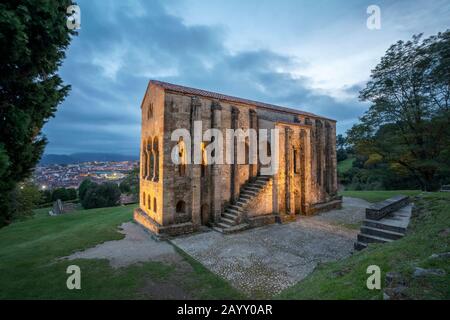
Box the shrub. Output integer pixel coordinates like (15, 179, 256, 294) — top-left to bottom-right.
(81, 183, 121, 209)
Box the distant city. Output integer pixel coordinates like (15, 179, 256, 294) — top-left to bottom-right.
(33, 160, 139, 190)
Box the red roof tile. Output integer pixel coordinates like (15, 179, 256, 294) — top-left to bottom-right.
(149, 80, 335, 121)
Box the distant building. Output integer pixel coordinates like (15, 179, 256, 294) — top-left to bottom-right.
(135, 80, 341, 237)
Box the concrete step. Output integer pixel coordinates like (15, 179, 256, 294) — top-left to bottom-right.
(357, 233, 393, 244)
(213, 223, 249, 234)
(360, 226, 404, 240)
(363, 219, 407, 234)
(354, 241, 368, 251)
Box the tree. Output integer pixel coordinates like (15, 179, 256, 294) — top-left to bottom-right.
(336, 134, 348, 162)
(9, 183, 42, 221)
(81, 183, 121, 210)
(120, 167, 140, 196)
(0, 1, 76, 226)
(51, 187, 77, 201)
(78, 179, 96, 201)
(348, 30, 450, 191)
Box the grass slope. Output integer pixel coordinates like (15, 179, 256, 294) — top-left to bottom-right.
(278, 192, 450, 299)
(0, 205, 242, 299)
(337, 157, 355, 174)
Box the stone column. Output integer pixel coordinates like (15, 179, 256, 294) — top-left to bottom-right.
(249, 109, 258, 179)
(330, 123, 338, 195)
(285, 127, 294, 216)
(190, 97, 202, 228)
(211, 101, 223, 223)
(230, 106, 240, 203)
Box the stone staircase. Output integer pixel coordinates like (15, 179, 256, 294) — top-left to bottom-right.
(214, 175, 272, 234)
(354, 196, 412, 251)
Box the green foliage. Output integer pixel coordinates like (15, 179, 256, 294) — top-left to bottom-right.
(8, 183, 42, 221)
(78, 179, 96, 201)
(348, 30, 450, 191)
(120, 167, 140, 196)
(119, 181, 131, 194)
(0, 0, 75, 227)
(51, 187, 77, 202)
(81, 183, 121, 209)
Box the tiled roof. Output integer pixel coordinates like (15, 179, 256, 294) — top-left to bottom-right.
(149, 80, 335, 121)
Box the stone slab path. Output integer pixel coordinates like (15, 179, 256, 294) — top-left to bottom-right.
(172, 197, 370, 297)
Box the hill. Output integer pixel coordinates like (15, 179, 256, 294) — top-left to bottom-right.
(40, 153, 139, 165)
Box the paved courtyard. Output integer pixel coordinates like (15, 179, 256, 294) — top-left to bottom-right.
(172, 197, 370, 297)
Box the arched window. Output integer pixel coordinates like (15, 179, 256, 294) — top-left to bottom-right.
(153, 137, 159, 181)
(147, 103, 153, 119)
(142, 140, 147, 179)
(147, 138, 153, 180)
(148, 194, 151, 210)
(201, 142, 207, 177)
(143, 192, 146, 206)
(177, 138, 186, 176)
(149, 152, 155, 181)
(153, 198, 157, 213)
(176, 201, 186, 213)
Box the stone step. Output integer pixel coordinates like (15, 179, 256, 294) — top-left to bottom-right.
(229, 205, 243, 211)
(363, 219, 407, 234)
(220, 217, 236, 225)
(213, 223, 249, 234)
(354, 241, 368, 251)
(217, 221, 234, 229)
(225, 208, 241, 216)
(241, 190, 258, 197)
(360, 226, 404, 240)
(240, 194, 252, 200)
(244, 186, 261, 192)
(357, 233, 393, 244)
(236, 200, 248, 206)
(223, 212, 238, 221)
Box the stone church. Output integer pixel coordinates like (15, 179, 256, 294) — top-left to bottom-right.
(134, 80, 341, 237)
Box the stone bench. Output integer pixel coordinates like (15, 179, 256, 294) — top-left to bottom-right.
(441, 185, 450, 192)
(365, 195, 410, 221)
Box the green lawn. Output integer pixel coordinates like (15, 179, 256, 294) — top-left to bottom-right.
(337, 157, 355, 174)
(0, 205, 243, 299)
(340, 190, 422, 203)
(278, 192, 450, 299)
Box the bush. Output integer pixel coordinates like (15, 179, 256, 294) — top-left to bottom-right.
(51, 187, 77, 202)
(81, 183, 121, 209)
(78, 179, 96, 201)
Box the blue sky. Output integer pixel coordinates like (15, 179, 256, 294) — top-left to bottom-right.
(43, 0, 450, 155)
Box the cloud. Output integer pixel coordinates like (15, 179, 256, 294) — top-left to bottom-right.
(43, 0, 449, 155)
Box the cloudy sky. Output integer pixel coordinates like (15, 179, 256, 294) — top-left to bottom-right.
(43, 0, 450, 155)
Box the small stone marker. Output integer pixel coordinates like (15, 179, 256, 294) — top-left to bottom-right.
(50, 199, 64, 216)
